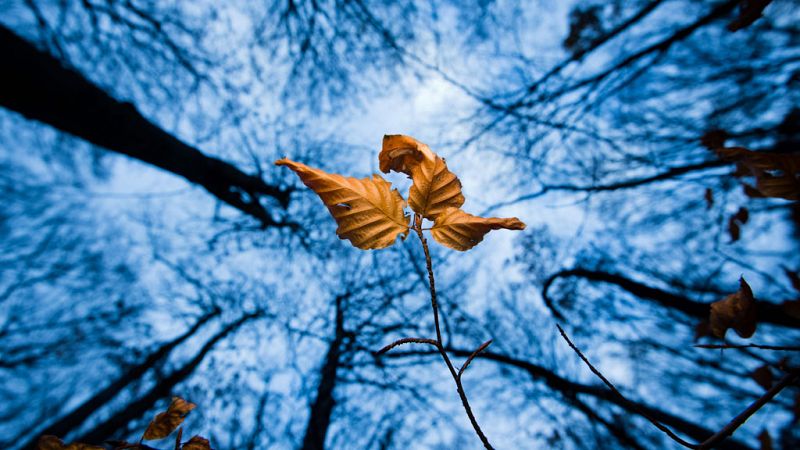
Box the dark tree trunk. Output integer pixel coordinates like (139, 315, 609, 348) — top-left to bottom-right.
(73, 311, 262, 445)
(300, 295, 345, 450)
(0, 25, 290, 226)
(17, 310, 220, 449)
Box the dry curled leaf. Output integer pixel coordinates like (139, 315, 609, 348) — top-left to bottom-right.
(379, 134, 434, 175)
(275, 158, 409, 249)
(408, 154, 465, 219)
(714, 146, 800, 200)
(714, 146, 794, 167)
(143, 397, 196, 440)
(756, 172, 800, 200)
(282, 136, 525, 252)
(37, 436, 104, 450)
(430, 207, 526, 251)
(181, 436, 211, 450)
(381, 135, 465, 219)
(105, 440, 158, 450)
(709, 277, 757, 339)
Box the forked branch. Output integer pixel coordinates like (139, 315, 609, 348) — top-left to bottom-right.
(379, 215, 495, 450)
(557, 324, 800, 449)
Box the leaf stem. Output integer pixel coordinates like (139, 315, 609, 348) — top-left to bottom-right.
(412, 214, 495, 450)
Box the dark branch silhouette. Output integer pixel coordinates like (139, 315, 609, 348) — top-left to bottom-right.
(558, 324, 799, 450)
(542, 268, 800, 329)
(301, 295, 345, 450)
(17, 309, 220, 450)
(0, 25, 292, 227)
(385, 347, 751, 450)
(76, 311, 263, 444)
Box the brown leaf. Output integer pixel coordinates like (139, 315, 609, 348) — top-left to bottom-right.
(106, 441, 152, 450)
(105, 440, 137, 449)
(715, 147, 796, 171)
(36, 436, 104, 450)
(37, 436, 65, 450)
(182, 436, 211, 450)
(275, 158, 410, 249)
(430, 207, 526, 251)
(107, 444, 157, 450)
(143, 397, 196, 441)
(751, 364, 773, 390)
(728, 0, 773, 32)
(408, 154, 465, 219)
(379, 135, 466, 219)
(757, 172, 800, 201)
(757, 429, 773, 450)
(709, 277, 757, 339)
(714, 146, 800, 200)
(379, 134, 434, 176)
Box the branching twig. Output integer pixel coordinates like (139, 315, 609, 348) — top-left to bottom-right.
(378, 214, 495, 450)
(459, 340, 493, 379)
(557, 324, 800, 449)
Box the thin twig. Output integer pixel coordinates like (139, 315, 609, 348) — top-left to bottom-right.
(694, 343, 800, 351)
(556, 325, 696, 448)
(459, 340, 493, 379)
(699, 368, 800, 448)
(377, 337, 438, 355)
(557, 324, 800, 449)
(375, 216, 495, 449)
(413, 215, 495, 450)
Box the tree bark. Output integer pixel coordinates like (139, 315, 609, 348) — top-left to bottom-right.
(300, 295, 345, 450)
(0, 25, 290, 226)
(543, 268, 800, 329)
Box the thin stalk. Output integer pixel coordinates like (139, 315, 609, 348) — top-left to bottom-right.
(412, 215, 495, 450)
(558, 324, 800, 450)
